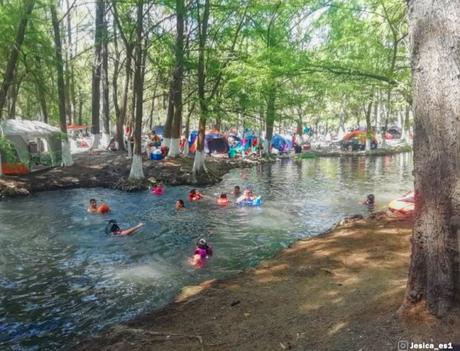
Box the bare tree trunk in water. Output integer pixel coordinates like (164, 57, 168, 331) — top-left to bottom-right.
(91, 0, 104, 149)
(129, 0, 145, 180)
(400, 0, 460, 318)
(169, 0, 185, 157)
(0, 0, 35, 118)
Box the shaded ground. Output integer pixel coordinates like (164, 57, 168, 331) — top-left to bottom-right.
(76, 215, 460, 351)
(0, 151, 270, 198)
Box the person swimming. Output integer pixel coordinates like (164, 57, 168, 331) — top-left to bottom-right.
(88, 199, 98, 213)
(189, 189, 203, 201)
(236, 189, 255, 204)
(233, 185, 241, 196)
(363, 194, 375, 207)
(191, 238, 213, 268)
(151, 183, 165, 195)
(88, 199, 111, 214)
(217, 193, 229, 205)
(105, 220, 144, 236)
(176, 199, 185, 210)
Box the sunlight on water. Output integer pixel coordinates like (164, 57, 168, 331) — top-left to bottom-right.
(0, 154, 413, 350)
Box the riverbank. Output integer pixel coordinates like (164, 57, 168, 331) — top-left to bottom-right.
(0, 151, 272, 198)
(298, 144, 412, 159)
(76, 214, 460, 351)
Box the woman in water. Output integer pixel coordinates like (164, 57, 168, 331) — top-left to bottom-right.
(189, 189, 203, 201)
(105, 220, 144, 236)
(191, 238, 213, 268)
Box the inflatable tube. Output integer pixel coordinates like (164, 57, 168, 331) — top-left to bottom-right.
(151, 187, 165, 195)
(97, 203, 111, 214)
(189, 194, 203, 201)
(388, 192, 414, 216)
(238, 196, 262, 207)
(217, 198, 229, 206)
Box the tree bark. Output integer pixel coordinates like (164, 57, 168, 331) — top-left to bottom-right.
(192, 0, 210, 175)
(50, 4, 67, 133)
(168, 0, 185, 157)
(0, 0, 35, 118)
(401, 0, 460, 318)
(91, 0, 104, 148)
(101, 7, 110, 147)
(129, 0, 145, 180)
(264, 87, 276, 154)
(112, 19, 124, 150)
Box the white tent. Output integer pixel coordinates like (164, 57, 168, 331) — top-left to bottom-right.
(0, 119, 72, 175)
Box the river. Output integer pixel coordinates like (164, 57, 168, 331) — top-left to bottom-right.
(0, 153, 413, 350)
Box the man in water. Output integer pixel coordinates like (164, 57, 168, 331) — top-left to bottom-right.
(87, 199, 98, 213)
(105, 220, 144, 236)
(233, 186, 241, 196)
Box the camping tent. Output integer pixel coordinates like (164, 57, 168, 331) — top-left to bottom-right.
(271, 134, 292, 152)
(0, 119, 63, 175)
(189, 130, 229, 154)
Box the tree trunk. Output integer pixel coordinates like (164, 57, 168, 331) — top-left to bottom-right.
(169, 0, 185, 157)
(264, 87, 276, 155)
(365, 101, 373, 150)
(65, 0, 75, 125)
(101, 9, 110, 148)
(163, 80, 174, 147)
(192, 0, 210, 175)
(51, 3, 73, 166)
(129, 0, 144, 180)
(91, 0, 104, 149)
(112, 19, 124, 151)
(50, 4, 67, 133)
(0, 0, 35, 118)
(401, 0, 460, 318)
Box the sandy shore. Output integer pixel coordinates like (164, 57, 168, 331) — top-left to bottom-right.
(75, 214, 460, 351)
(0, 151, 271, 198)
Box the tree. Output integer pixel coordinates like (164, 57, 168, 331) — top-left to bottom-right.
(168, 0, 185, 157)
(0, 0, 35, 118)
(91, 0, 105, 149)
(128, 0, 145, 180)
(401, 0, 460, 317)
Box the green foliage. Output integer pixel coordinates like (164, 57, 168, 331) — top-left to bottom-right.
(0, 136, 17, 163)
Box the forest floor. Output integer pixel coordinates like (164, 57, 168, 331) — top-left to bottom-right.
(76, 214, 460, 351)
(0, 151, 271, 198)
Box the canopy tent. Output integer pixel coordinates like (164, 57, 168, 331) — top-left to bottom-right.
(0, 119, 63, 175)
(271, 134, 292, 152)
(189, 130, 229, 154)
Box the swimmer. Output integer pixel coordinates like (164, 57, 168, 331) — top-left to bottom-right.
(105, 219, 144, 236)
(236, 189, 255, 204)
(189, 189, 203, 201)
(233, 185, 241, 196)
(191, 238, 213, 268)
(151, 182, 165, 195)
(88, 199, 98, 213)
(217, 193, 229, 206)
(176, 199, 185, 210)
(362, 194, 375, 207)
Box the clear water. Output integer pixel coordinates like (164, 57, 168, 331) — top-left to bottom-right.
(0, 154, 413, 350)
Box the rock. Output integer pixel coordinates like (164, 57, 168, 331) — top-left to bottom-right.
(230, 300, 240, 307)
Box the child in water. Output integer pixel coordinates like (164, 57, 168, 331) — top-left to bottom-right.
(176, 199, 185, 210)
(151, 182, 165, 195)
(105, 219, 144, 236)
(236, 188, 256, 204)
(362, 194, 375, 210)
(217, 193, 229, 205)
(233, 185, 241, 196)
(189, 189, 203, 201)
(191, 238, 213, 268)
(88, 199, 111, 214)
(88, 199, 98, 213)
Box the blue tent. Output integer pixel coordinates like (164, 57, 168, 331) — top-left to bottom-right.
(271, 134, 292, 152)
(152, 125, 164, 137)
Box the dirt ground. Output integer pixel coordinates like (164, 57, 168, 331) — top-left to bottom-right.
(0, 151, 267, 198)
(76, 215, 460, 351)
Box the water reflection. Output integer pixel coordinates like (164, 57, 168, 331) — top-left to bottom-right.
(0, 153, 413, 350)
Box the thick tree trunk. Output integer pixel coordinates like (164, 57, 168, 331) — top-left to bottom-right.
(365, 101, 373, 150)
(163, 80, 174, 148)
(112, 20, 124, 151)
(50, 4, 67, 133)
(192, 0, 210, 175)
(91, 0, 104, 149)
(129, 1, 144, 180)
(101, 11, 110, 148)
(0, 0, 35, 118)
(65, 0, 75, 125)
(401, 0, 460, 318)
(264, 87, 276, 154)
(168, 0, 185, 157)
